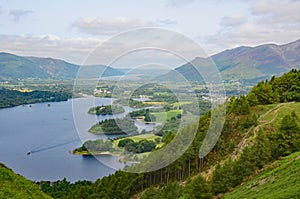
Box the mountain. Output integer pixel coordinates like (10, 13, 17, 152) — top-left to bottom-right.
(0, 52, 124, 79)
(26, 56, 79, 79)
(0, 52, 50, 79)
(75, 64, 124, 79)
(160, 39, 300, 84)
(0, 163, 52, 199)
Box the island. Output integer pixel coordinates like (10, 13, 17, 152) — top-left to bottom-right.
(89, 118, 138, 135)
(73, 133, 164, 162)
(88, 104, 125, 115)
(73, 139, 114, 155)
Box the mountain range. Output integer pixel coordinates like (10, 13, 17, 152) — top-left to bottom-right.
(1, 38, 300, 83)
(0, 52, 124, 80)
(160, 38, 300, 84)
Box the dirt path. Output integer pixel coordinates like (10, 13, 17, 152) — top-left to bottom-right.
(231, 102, 294, 159)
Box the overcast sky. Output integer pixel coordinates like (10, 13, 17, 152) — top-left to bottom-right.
(0, 0, 299, 66)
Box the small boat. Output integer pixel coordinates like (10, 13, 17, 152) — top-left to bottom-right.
(26, 151, 32, 155)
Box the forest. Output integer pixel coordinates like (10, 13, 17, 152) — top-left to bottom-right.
(0, 88, 71, 108)
(89, 118, 138, 135)
(88, 105, 125, 115)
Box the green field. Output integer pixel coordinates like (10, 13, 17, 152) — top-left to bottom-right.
(142, 101, 167, 105)
(113, 133, 162, 148)
(172, 101, 193, 107)
(223, 151, 300, 199)
(151, 109, 182, 122)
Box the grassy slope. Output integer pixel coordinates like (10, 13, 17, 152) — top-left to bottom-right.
(223, 151, 300, 199)
(262, 102, 300, 129)
(223, 102, 300, 198)
(0, 163, 52, 199)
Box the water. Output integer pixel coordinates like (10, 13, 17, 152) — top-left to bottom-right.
(0, 97, 155, 182)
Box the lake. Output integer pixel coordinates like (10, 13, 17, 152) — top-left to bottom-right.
(0, 97, 156, 182)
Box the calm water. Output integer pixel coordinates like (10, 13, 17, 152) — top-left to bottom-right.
(0, 97, 154, 182)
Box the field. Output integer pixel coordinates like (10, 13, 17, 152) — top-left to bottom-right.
(112, 133, 162, 148)
(142, 101, 167, 105)
(223, 151, 300, 199)
(151, 109, 182, 122)
(172, 101, 193, 107)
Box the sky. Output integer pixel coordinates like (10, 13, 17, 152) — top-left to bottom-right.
(0, 0, 299, 66)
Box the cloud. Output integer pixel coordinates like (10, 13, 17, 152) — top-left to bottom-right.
(71, 17, 155, 35)
(156, 19, 177, 26)
(10, 9, 33, 22)
(165, 0, 197, 7)
(0, 29, 202, 67)
(220, 14, 246, 27)
(204, 0, 300, 54)
(0, 6, 3, 15)
(251, 0, 300, 27)
(0, 34, 101, 64)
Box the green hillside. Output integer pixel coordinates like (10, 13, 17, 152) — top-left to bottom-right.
(0, 163, 52, 199)
(223, 151, 300, 199)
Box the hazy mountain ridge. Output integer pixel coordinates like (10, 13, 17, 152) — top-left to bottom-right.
(0, 52, 124, 79)
(160, 38, 300, 84)
(26, 56, 79, 79)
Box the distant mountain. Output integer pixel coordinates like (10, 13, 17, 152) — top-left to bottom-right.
(26, 56, 79, 79)
(76, 65, 124, 79)
(120, 66, 172, 77)
(159, 39, 300, 84)
(0, 52, 50, 79)
(0, 53, 124, 79)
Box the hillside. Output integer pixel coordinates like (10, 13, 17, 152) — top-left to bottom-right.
(0, 52, 124, 79)
(223, 151, 300, 199)
(0, 52, 50, 79)
(0, 163, 52, 199)
(26, 57, 79, 79)
(160, 38, 300, 84)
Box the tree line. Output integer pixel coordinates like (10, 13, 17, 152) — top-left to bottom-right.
(0, 88, 71, 108)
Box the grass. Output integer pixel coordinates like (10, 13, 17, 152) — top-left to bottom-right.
(262, 102, 300, 128)
(17, 88, 33, 92)
(223, 151, 300, 199)
(89, 123, 103, 133)
(172, 101, 193, 107)
(151, 109, 182, 122)
(0, 163, 52, 199)
(142, 101, 167, 105)
(112, 133, 162, 148)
